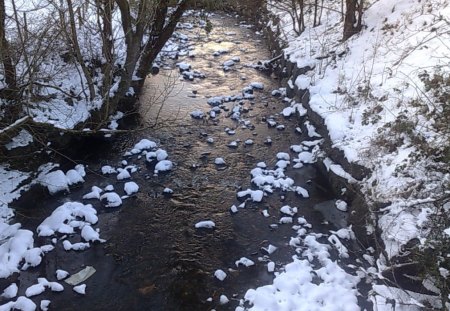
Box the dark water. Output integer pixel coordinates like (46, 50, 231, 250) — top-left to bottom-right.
(9, 14, 368, 311)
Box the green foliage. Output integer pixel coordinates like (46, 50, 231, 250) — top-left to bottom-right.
(204, 19, 213, 34)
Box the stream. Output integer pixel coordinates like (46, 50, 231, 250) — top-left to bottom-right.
(9, 13, 370, 311)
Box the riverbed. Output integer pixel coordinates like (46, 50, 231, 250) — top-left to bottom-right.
(7, 13, 369, 311)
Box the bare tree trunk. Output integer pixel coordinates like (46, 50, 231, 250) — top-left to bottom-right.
(66, 0, 95, 101)
(135, 0, 190, 80)
(343, 0, 363, 40)
(0, 0, 16, 91)
(313, 0, 319, 27)
(96, 0, 114, 121)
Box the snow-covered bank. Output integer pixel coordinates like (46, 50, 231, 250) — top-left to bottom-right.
(265, 0, 449, 308)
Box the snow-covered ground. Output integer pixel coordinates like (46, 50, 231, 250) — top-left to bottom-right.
(267, 0, 449, 308)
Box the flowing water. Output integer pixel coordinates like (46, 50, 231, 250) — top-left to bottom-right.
(10, 14, 369, 311)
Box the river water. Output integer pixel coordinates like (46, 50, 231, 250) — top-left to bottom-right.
(10, 13, 369, 311)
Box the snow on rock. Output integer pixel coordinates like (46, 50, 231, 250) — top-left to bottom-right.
(235, 257, 255, 267)
(249, 82, 264, 90)
(223, 59, 236, 67)
(101, 165, 116, 174)
(81, 225, 105, 243)
(335, 200, 348, 212)
(82, 186, 103, 200)
(228, 141, 238, 148)
(194, 220, 215, 229)
(163, 188, 173, 194)
(56, 269, 69, 281)
(176, 62, 191, 71)
(295, 151, 316, 164)
(36, 164, 87, 194)
(37, 202, 98, 237)
(279, 217, 293, 224)
(40, 300, 50, 311)
(230, 205, 238, 213)
(132, 139, 157, 153)
(328, 234, 349, 258)
(0, 296, 36, 311)
(65, 169, 84, 186)
(37, 170, 69, 195)
(100, 192, 122, 208)
(295, 75, 311, 90)
(219, 294, 229, 305)
(154, 160, 173, 174)
(304, 121, 321, 138)
(262, 244, 277, 255)
(73, 284, 86, 295)
(124, 182, 139, 195)
(323, 158, 357, 183)
(237, 189, 264, 202)
(207, 96, 224, 106)
(62, 240, 90, 251)
(1, 283, 18, 299)
(116, 168, 131, 180)
(280, 205, 298, 216)
(0, 228, 41, 278)
(25, 278, 63, 297)
(267, 262, 275, 273)
(276, 152, 290, 161)
(190, 110, 204, 119)
(282, 107, 295, 117)
(295, 186, 310, 198)
(214, 158, 226, 165)
(214, 269, 227, 281)
(104, 185, 114, 192)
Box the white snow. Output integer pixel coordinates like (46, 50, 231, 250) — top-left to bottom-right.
(194, 220, 215, 229)
(0, 296, 36, 311)
(237, 189, 264, 202)
(133, 139, 157, 153)
(37, 202, 98, 236)
(214, 269, 227, 281)
(62, 240, 90, 251)
(335, 200, 348, 212)
(124, 182, 139, 195)
(219, 294, 229, 305)
(262, 244, 277, 255)
(5, 129, 33, 150)
(154, 160, 173, 174)
(1, 283, 18, 299)
(235, 257, 255, 267)
(25, 278, 63, 297)
(116, 168, 131, 180)
(190, 110, 204, 119)
(81, 225, 105, 243)
(280, 205, 297, 216)
(37, 170, 69, 195)
(214, 158, 226, 165)
(99, 192, 122, 207)
(56, 269, 69, 281)
(82, 186, 103, 200)
(73, 284, 86, 295)
(40, 300, 50, 311)
(101, 165, 116, 174)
